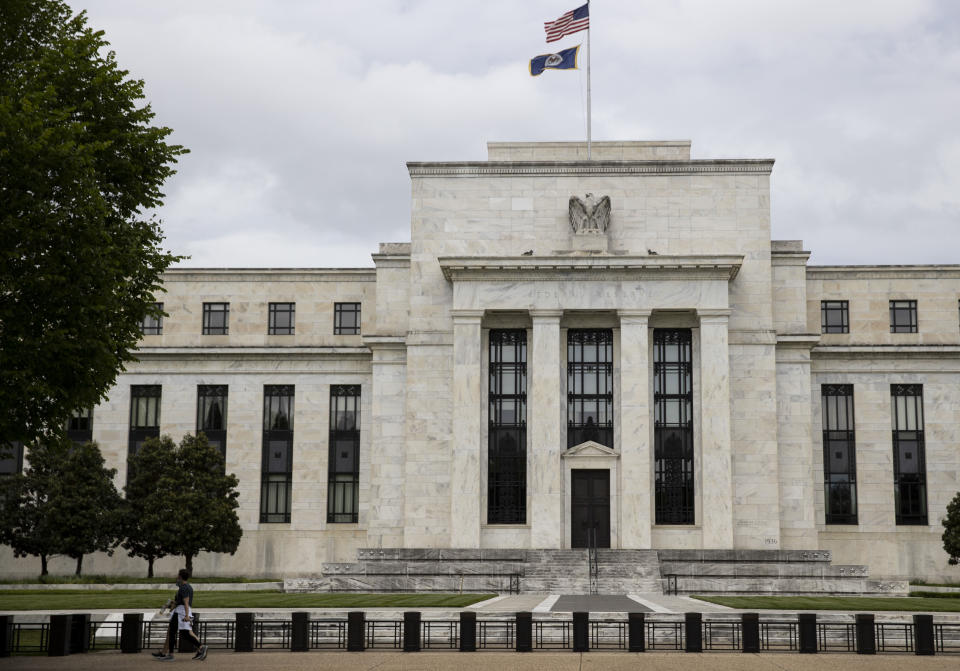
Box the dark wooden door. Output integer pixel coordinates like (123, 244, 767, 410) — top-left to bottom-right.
(571, 469, 610, 548)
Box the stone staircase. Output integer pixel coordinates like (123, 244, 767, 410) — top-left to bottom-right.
(595, 549, 662, 593)
(522, 550, 590, 593)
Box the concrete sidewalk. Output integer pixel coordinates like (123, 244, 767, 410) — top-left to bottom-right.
(5, 650, 959, 671)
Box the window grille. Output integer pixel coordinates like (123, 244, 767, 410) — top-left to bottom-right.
(128, 385, 161, 482)
(566, 329, 613, 448)
(328, 385, 360, 523)
(334, 303, 361, 335)
(654, 329, 694, 525)
(268, 302, 295, 335)
(820, 301, 849, 334)
(197, 385, 228, 460)
(203, 302, 230, 335)
(488, 329, 527, 524)
(67, 407, 93, 446)
(141, 302, 163, 335)
(889, 300, 917, 333)
(0, 442, 24, 476)
(261, 385, 294, 523)
(821, 384, 857, 524)
(891, 384, 927, 524)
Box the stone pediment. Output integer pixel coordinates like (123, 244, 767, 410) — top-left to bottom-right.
(561, 441, 619, 459)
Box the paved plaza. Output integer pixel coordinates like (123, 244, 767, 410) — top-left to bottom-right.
(5, 650, 960, 671)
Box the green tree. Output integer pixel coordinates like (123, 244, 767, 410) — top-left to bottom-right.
(122, 436, 178, 578)
(46, 441, 123, 575)
(0, 0, 186, 450)
(944, 492, 960, 565)
(169, 433, 242, 574)
(0, 440, 70, 575)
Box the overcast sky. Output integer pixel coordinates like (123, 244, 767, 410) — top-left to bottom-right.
(77, 0, 959, 268)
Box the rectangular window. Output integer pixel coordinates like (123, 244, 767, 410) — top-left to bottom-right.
(128, 385, 161, 481)
(328, 385, 361, 523)
(567, 329, 613, 448)
(141, 302, 163, 335)
(488, 330, 527, 524)
(0, 442, 24, 476)
(822, 384, 857, 524)
(268, 302, 295, 335)
(889, 300, 917, 333)
(820, 300, 849, 334)
(202, 302, 230, 335)
(892, 384, 927, 525)
(334, 302, 361, 335)
(261, 385, 294, 523)
(67, 408, 93, 446)
(197, 385, 228, 460)
(654, 329, 694, 525)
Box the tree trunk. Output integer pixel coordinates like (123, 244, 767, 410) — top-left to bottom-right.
(40, 554, 48, 576)
(75, 555, 83, 576)
(185, 554, 193, 575)
(147, 556, 154, 579)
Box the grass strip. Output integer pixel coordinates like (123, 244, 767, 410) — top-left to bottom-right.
(692, 594, 960, 612)
(0, 575, 279, 585)
(909, 591, 960, 599)
(0, 590, 494, 611)
(910, 580, 960, 588)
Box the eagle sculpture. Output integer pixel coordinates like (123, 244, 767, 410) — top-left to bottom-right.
(568, 193, 611, 233)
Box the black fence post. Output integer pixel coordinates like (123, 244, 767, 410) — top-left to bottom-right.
(572, 612, 589, 653)
(913, 614, 935, 656)
(628, 612, 645, 652)
(459, 611, 476, 652)
(515, 612, 532, 652)
(855, 613, 876, 654)
(70, 613, 90, 654)
(347, 612, 365, 652)
(741, 612, 760, 653)
(684, 612, 702, 652)
(48, 614, 71, 657)
(403, 611, 421, 652)
(120, 613, 142, 653)
(234, 613, 254, 652)
(0, 615, 12, 658)
(178, 612, 199, 653)
(290, 612, 309, 652)
(798, 613, 817, 654)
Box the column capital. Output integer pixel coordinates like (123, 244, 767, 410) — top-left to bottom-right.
(529, 309, 564, 321)
(698, 308, 732, 324)
(451, 309, 485, 323)
(617, 309, 652, 323)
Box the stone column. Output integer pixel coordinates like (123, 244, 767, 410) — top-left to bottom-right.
(450, 310, 484, 548)
(618, 310, 652, 548)
(529, 310, 564, 548)
(699, 309, 734, 548)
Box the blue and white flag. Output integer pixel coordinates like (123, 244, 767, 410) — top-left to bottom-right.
(529, 45, 580, 76)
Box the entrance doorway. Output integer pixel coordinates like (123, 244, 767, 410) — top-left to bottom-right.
(571, 469, 610, 548)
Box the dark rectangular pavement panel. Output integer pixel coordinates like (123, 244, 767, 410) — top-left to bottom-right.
(551, 595, 651, 612)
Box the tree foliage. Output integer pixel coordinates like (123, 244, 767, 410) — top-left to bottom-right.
(0, 0, 186, 449)
(944, 492, 960, 566)
(124, 434, 242, 576)
(0, 438, 122, 576)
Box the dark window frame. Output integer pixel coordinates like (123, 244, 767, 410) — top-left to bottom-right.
(327, 385, 361, 523)
(260, 385, 294, 523)
(0, 442, 24, 476)
(654, 328, 695, 525)
(140, 302, 164, 335)
(333, 302, 361, 335)
(202, 302, 230, 335)
(197, 385, 228, 461)
(892, 383, 927, 525)
(268, 302, 295, 335)
(128, 385, 161, 483)
(67, 407, 93, 446)
(566, 329, 614, 449)
(821, 384, 857, 525)
(487, 329, 527, 525)
(889, 300, 917, 333)
(820, 300, 849, 334)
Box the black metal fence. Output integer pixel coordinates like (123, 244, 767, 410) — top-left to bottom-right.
(1, 611, 958, 656)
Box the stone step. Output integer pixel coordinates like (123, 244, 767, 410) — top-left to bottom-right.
(660, 562, 869, 578)
(672, 576, 908, 595)
(658, 549, 833, 563)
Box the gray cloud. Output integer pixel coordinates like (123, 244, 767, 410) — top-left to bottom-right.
(78, 0, 960, 267)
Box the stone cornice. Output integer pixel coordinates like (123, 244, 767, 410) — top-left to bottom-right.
(133, 346, 371, 359)
(808, 265, 960, 280)
(438, 255, 743, 282)
(407, 159, 774, 177)
(813, 344, 960, 358)
(163, 268, 375, 282)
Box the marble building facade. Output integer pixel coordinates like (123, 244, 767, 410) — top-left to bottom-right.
(2, 140, 959, 582)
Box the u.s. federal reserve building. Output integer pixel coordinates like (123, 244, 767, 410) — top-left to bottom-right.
(5, 140, 959, 592)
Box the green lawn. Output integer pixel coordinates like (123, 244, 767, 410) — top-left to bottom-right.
(0, 575, 279, 585)
(0, 590, 494, 611)
(692, 594, 960, 612)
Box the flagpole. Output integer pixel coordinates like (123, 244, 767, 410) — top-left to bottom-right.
(586, 0, 591, 160)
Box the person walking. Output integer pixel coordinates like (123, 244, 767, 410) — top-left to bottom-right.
(153, 568, 208, 661)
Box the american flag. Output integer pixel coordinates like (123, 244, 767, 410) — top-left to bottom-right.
(544, 3, 589, 43)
